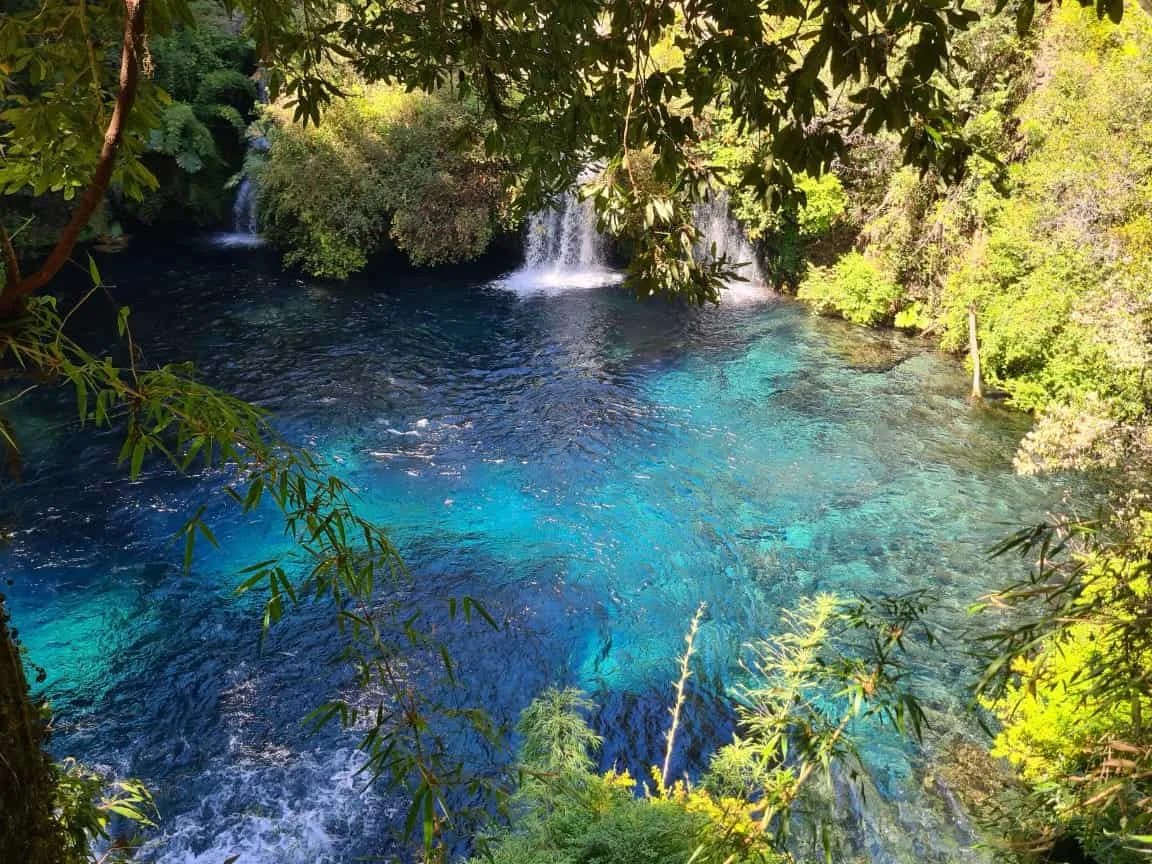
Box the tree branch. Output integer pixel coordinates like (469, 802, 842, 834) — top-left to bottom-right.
(0, 228, 19, 297)
(0, 0, 146, 319)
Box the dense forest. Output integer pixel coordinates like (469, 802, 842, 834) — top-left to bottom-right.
(2, 0, 1151, 862)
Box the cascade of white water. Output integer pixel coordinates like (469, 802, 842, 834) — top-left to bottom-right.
(524, 192, 606, 272)
(505, 184, 767, 300)
(210, 73, 270, 247)
(692, 194, 770, 303)
(502, 185, 622, 294)
(232, 177, 258, 234)
(693, 194, 763, 284)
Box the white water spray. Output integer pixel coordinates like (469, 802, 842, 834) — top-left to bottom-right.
(500, 185, 623, 295)
(210, 79, 269, 248)
(232, 177, 259, 235)
(211, 134, 269, 247)
(693, 194, 769, 303)
(524, 192, 606, 272)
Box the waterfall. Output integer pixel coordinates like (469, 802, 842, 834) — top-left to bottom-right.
(502, 190, 622, 295)
(211, 82, 269, 247)
(225, 134, 269, 243)
(232, 177, 258, 234)
(693, 194, 766, 297)
(501, 183, 767, 301)
(212, 170, 265, 247)
(524, 192, 606, 272)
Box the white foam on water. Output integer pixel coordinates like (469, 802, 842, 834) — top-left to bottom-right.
(495, 266, 624, 297)
(719, 276, 773, 306)
(495, 181, 625, 296)
(206, 232, 267, 249)
(142, 747, 389, 864)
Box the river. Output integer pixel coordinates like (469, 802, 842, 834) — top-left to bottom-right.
(3, 239, 1075, 862)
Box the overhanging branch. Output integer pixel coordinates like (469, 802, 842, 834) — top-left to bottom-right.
(0, 0, 146, 319)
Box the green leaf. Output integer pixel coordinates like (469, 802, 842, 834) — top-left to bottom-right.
(196, 518, 219, 548)
(87, 255, 102, 287)
(129, 439, 146, 479)
(404, 785, 427, 839)
(464, 596, 499, 630)
(184, 528, 196, 572)
(422, 787, 436, 851)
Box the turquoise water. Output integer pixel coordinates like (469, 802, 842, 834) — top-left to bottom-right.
(3, 244, 1076, 862)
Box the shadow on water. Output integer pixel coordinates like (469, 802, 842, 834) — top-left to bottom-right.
(2, 240, 1091, 862)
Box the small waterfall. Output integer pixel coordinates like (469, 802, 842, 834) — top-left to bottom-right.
(502, 182, 623, 295)
(693, 194, 766, 298)
(524, 192, 606, 272)
(211, 81, 269, 248)
(212, 171, 265, 247)
(232, 177, 258, 235)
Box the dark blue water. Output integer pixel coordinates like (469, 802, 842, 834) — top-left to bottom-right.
(3, 243, 1075, 862)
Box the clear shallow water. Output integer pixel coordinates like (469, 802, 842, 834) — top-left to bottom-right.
(3, 243, 1077, 862)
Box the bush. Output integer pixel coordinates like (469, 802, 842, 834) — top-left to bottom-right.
(194, 69, 257, 114)
(798, 252, 905, 326)
(254, 86, 509, 278)
(478, 599, 927, 864)
(148, 5, 255, 103)
(935, 2, 1152, 420)
(473, 689, 784, 864)
(116, 2, 255, 229)
(148, 103, 218, 174)
(980, 513, 1152, 861)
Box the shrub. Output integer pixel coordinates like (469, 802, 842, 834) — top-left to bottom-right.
(148, 5, 255, 103)
(980, 513, 1152, 861)
(148, 103, 218, 174)
(194, 69, 257, 113)
(935, 2, 1152, 420)
(798, 252, 905, 326)
(473, 691, 784, 864)
(254, 86, 509, 278)
(478, 597, 927, 864)
(116, 3, 256, 229)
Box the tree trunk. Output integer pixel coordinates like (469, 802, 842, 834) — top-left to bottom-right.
(968, 301, 983, 401)
(0, 593, 62, 863)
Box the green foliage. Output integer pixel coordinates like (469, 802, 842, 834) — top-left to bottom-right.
(194, 69, 257, 113)
(53, 759, 156, 863)
(695, 110, 849, 287)
(130, 7, 259, 227)
(937, 3, 1152, 420)
(975, 508, 1152, 861)
(339, 0, 992, 301)
(475, 769, 769, 864)
(147, 3, 255, 104)
(517, 688, 602, 777)
(149, 103, 218, 174)
(797, 0, 1152, 477)
(0, 0, 257, 232)
(702, 112, 847, 242)
(477, 594, 931, 864)
(5, 0, 1139, 298)
(0, 0, 163, 202)
(475, 695, 783, 864)
(717, 592, 932, 848)
(255, 86, 509, 278)
(798, 252, 906, 326)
